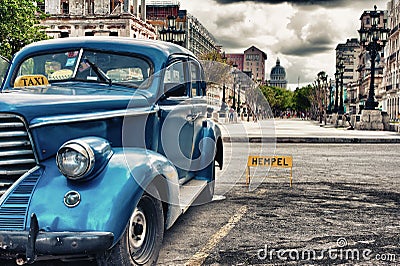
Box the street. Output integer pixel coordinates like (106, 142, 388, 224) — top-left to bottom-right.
(6, 124, 400, 266)
(158, 142, 400, 265)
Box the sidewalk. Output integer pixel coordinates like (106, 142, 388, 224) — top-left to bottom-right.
(219, 119, 400, 143)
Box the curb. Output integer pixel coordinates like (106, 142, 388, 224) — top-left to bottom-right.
(222, 136, 400, 143)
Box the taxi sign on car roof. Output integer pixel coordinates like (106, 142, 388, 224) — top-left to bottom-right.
(14, 75, 49, 88)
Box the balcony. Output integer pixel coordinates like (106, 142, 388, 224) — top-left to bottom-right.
(390, 23, 399, 35)
(389, 52, 397, 62)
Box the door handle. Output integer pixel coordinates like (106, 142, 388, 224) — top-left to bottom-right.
(186, 113, 200, 122)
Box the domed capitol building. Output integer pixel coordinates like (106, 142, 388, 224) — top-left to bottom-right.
(269, 58, 288, 89)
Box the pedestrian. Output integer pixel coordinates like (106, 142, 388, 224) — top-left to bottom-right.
(229, 107, 234, 122)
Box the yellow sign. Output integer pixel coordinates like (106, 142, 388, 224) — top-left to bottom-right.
(247, 156, 292, 168)
(246, 156, 293, 187)
(14, 75, 49, 88)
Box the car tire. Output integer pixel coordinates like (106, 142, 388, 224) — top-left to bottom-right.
(97, 183, 164, 266)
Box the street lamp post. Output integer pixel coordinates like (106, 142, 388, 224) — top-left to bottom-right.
(159, 15, 186, 47)
(358, 5, 389, 110)
(220, 84, 227, 111)
(334, 71, 339, 113)
(322, 74, 328, 124)
(317, 72, 327, 124)
(312, 81, 318, 121)
(338, 58, 345, 114)
(317, 79, 322, 123)
(232, 65, 238, 111)
(237, 82, 241, 114)
(328, 79, 333, 113)
(232, 83, 236, 110)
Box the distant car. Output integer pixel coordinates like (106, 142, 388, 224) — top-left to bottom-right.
(0, 37, 223, 265)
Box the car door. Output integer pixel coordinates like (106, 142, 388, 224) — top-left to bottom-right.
(158, 59, 195, 183)
(189, 59, 210, 172)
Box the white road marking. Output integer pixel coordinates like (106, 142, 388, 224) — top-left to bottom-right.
(184, 205, 248, 266)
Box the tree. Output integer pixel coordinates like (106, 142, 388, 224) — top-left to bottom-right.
(259, 85, 293, 116)
(293, 85, 312, 112)
(199, 51, 232, 86)
(0, 0, 48, 59)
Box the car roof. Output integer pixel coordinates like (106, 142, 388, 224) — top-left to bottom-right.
(13, 37, 196, 70)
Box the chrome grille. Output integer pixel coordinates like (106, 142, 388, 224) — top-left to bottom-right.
(0, 169, 41, 230)
(0, 114, 36, 195)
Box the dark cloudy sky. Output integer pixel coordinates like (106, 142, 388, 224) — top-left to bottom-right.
(180, 0, 387, 89)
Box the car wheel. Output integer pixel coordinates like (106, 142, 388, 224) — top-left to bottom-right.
(97, 183, 164, 266)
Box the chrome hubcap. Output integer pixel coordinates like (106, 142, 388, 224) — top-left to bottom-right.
(129, 208, 147, 249)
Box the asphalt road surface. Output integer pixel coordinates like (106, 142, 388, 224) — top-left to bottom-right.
(4, 143, 400, 265)
(158, 143, 400, 266)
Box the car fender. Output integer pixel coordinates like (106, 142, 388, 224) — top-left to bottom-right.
(18, 148, 180, 245)
(192, 120, 223, 180)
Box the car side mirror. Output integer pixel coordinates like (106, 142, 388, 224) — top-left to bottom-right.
(164, 83, 187, 98)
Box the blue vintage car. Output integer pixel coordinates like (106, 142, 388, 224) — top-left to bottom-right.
(0, 37, 223, 265)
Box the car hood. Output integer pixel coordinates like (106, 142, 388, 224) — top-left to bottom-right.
(0, 92, 151, 125)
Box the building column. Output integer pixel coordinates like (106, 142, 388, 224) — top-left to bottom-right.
(123, 0, 130, 13)
(140, 0, 146, 21)
(132, 0, 138, 16)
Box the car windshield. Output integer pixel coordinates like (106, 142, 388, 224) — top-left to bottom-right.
(12, 49, 152, 90)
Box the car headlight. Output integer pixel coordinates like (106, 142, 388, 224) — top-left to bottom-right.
(56, 141, 95, 180)
(56, 137, 112, 181)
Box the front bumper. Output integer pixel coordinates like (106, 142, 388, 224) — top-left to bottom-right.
(0, 214, 114, 262)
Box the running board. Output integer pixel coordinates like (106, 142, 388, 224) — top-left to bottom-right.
(179, 179, 207, 213)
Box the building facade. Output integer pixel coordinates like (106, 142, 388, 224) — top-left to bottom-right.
(384, 0, 400, 120)
(225, 53, 244, 71)
(186, 13, 218, 57)
(243, 46, 267, 83)
(146, 0, 218, 57)
(335, 38, 361, 114)
(41, 0, 157, 39)
(227, 46, 267, 83)
(269, 58, 287, 89)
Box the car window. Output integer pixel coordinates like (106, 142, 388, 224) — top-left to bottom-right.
(12, 50, 152, 90)
(163, 61, 188, 97)
(190, 61, 201, 97)
(76, 51, 151, 87)
(164, 61, 185, 84)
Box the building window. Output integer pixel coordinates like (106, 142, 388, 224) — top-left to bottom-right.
(36, 2, 45, 12)
(87, 0, 94, 14)
(60, 32, 69, 38)
(110, 0, 120, 13)
(61, 0, 69, 14)
(110, 32, 118, 36)
(85, 31, 95, 36)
